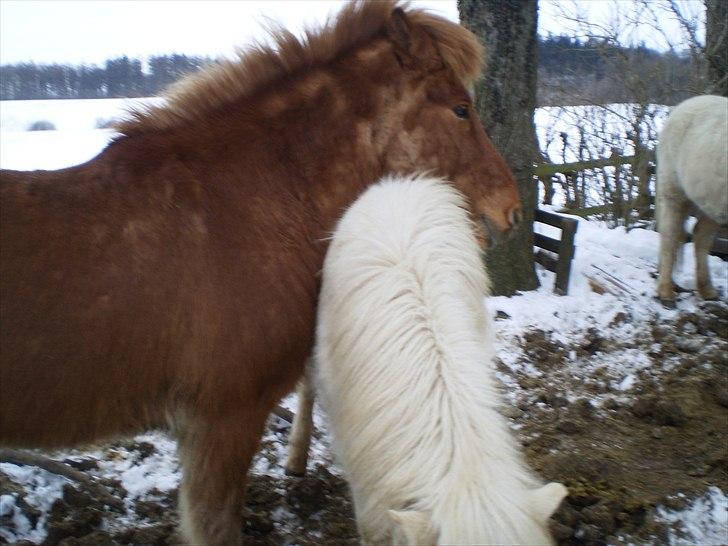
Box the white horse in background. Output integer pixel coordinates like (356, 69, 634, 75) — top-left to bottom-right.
(286, 175, 567, 545)
(656, 94, 728, 306)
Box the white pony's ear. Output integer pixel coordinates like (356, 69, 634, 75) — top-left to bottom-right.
(388, 509, 437, 545)
(529, 482, 568, 523)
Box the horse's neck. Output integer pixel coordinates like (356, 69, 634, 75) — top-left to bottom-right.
(249, 92, 389, 225)
(420, 343, 536, 491)
(428, 404, 544, 541)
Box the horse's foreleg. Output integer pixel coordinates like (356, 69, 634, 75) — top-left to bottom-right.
(693, 213, 720, 300)
(285, 366, 315, 477)
(656, 193, 688, 306)
(176, 408, 269, 546)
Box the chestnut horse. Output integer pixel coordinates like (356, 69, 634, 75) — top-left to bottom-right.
(0, 2, 521, 544)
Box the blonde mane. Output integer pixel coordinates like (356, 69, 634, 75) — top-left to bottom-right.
(115, 0, 484, 136)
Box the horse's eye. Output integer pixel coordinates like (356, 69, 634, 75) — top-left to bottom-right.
(453, 105, 469, 119)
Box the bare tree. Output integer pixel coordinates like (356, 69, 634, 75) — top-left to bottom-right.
(458, 0, 540, 296)
(705, 0, 728, 95)
(537, 0, 705, 226)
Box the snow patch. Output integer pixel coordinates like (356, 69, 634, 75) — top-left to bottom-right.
(656, 487, 728, 546)
(0, 463, 68, 543)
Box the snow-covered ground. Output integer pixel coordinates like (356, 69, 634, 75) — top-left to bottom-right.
(1, 98, 726, 545)
(0, 98, 156, 171)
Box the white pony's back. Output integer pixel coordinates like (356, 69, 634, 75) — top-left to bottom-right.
(657, 94, 728, 224)
(315, 174, 566, 545)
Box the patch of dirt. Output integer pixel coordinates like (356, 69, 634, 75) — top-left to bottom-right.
(510, 301, 728, 545)
(1, 302, 726, 545)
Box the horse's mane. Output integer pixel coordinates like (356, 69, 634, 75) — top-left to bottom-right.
(114, 0, 483, 137)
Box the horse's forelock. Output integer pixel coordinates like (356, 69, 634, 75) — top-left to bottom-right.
(114, 0, 483, 137)
(408, 10, 484, 87)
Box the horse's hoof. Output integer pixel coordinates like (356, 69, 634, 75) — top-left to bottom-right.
(284, 467, 306, 477)
(698, 288, 719, 301)
(658, 297, 677, 309)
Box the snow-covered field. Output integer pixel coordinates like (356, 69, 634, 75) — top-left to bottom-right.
(1, 98, 726, 545)
(0, 98, 157, 171)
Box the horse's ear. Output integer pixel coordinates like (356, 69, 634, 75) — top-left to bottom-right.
(529, 482, 568, 523)
(388, 509, 436, 544)
(386, 8, 439, 70)
(386, 8, 412, 57)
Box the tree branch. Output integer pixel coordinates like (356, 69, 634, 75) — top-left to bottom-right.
(0, 448, 126, 512)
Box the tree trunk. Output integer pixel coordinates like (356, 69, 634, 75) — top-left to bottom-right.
(458, 0, 540, 295)
(705, 0, 728, 97)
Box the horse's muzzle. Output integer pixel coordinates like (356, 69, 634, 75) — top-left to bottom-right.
(481, 211, 521, 247)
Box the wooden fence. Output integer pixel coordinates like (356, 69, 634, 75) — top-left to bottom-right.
(533, 152, 650, 179)
(532, 209, 578, 295)
(534, 151, 655, 218)
(529, 154, 644, 296)
(530, 153, 726, 295)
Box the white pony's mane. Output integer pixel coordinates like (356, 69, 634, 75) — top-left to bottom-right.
(316, 174, 562, 544)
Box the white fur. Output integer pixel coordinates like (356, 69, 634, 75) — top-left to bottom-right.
(656, 95, 728, 302)
(314, 174, 566, 545)
(656, 95, 728, 224)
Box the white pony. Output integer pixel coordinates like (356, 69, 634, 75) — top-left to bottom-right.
(656, 94, 728, 305)
(286, 174, 567, 545)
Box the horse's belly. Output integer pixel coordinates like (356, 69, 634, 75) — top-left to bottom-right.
(674, 103, 728, 224)
(680, 164, 728, 224)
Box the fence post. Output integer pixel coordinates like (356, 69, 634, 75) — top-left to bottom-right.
(554, 217, 578, 295)
(633, 145, 653, 219)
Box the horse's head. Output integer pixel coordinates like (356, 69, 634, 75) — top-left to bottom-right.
(376, 8, 521, 247)
(388, 482, 567, 545)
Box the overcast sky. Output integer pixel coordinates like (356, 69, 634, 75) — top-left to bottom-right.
(0, 0, 705, 66)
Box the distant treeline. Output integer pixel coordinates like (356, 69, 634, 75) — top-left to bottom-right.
(538, 34, 698, 105)
(0, 37, 697, 105)
(0, 54, 210, 100)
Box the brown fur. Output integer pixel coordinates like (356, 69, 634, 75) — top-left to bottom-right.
(0, 2, 520, 544)
(115, 1, 484, 137)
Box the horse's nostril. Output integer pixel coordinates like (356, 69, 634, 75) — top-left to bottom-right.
(509, 207, 523, 228)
